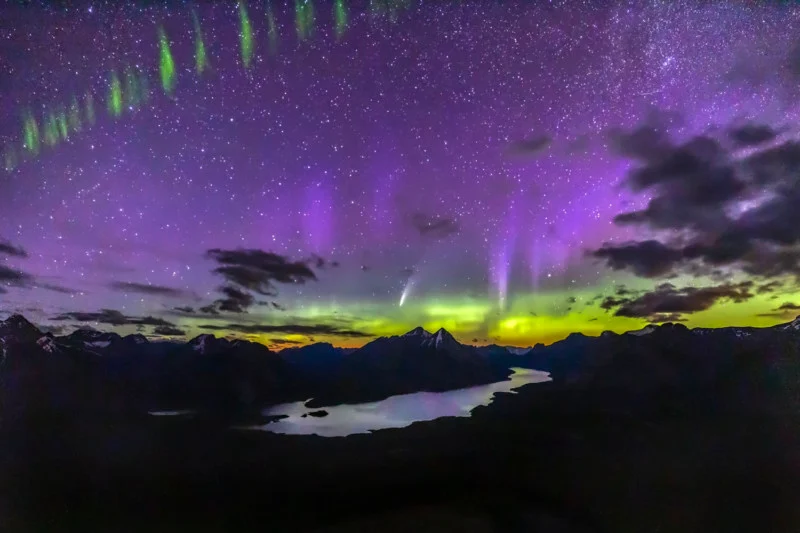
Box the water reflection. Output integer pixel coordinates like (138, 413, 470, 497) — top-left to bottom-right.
(242, 367, 551, 437)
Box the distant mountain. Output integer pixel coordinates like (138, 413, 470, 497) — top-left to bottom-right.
(3, 314, 800, 423)
(280, 342, 347, 387)
(305, 327, 514, 407)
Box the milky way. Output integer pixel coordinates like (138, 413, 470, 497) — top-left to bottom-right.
(3, 1, 800, 347)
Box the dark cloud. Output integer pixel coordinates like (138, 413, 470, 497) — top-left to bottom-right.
(39, 325, 66, 335)
(206, 248, 317, 296)
(173, 306, 195, 313)
(0, 264, 32, 285)
(110, 281, 190, 298)
(411, 213, 460, 239)
(776, 302, 800, 311)
(593, 123, 800, 281)
(270, 338, 303, 346)
(199, 304, 221, 316)
(566, 296, 577, 304)
(215, 285, 255, 313)
(608, 125, 672, 163)
(198, 323, 371, 338)
(306, 254, 339, 269)
(728, 124, 778, 147)
(0, 263, 75, 294)
(39, 283, 77, 295)
(508, 135, 551, 156)
(51, 309, 176, 327)
(757, 280, 784, 294)
(600, 281, 754, 320)
(592, 240, 683, 278)
(152, 325, 186, 336)
(0, 241, 27, 258)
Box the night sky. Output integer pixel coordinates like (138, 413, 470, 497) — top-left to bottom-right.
(3, 1, 800, 348)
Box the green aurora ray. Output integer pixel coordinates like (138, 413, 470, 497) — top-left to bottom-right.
(266, 3, 279, 55)
(238, 1, 255, 68)
(192, 10, 209, 74)
(158, 26, 176, 95)
(295, 0, 315, 41)
(107, 71, 123, 117)
(22, 112, 40, 155)
(334, 0, 348, 39)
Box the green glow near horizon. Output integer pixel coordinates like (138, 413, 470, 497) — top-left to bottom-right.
(192, 10, 208, 74)
(295, 0, 315, 41)
(22, 113, 40, 155)
(108, 71, 123, 117)
(68, 97, 82, 132)
(266, 3, 278, 55)
(85, 92, 95, 125)
(239, 1, 254, 68)
(158, 27, 176, 95)
(334, 0, 348, 39)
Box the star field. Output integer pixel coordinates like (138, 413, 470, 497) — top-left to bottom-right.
(3, 1, 800, 347)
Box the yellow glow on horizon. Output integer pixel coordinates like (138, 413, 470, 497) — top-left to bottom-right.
(168, 278, 800, 348)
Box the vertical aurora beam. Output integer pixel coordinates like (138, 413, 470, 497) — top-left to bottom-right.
(4, 146, 17, 171)
(43, 112, 58, 146)
(68, 96, 82, 132)
(56, 108, 69, 140)
(334, 0, 348, 39)
(266, 3, 279, 55)
(192, 10, 208, 74)
(158, 26, 176, 95)
(295, 0, 315, 41)
(138, 71, 151, 103)
(124, 66, 141, 109)
(22, 112, 40, 155)
(238, 1, 254, 68)
(85, 92, 96, 125)
(108, 71, 123, 117)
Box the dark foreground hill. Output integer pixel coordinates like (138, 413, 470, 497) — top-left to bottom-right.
(1, 315, 799, 531)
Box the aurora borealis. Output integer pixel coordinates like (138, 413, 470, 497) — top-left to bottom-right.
(4, 1, 800, 349)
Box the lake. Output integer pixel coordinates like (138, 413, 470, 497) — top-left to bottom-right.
(241, 367, 551, 437)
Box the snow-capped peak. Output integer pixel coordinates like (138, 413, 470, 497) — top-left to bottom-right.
(125, 334, 148, 344)
(628, 325, 657, 336)
(421, 328, 457, 350)
(4, 314, 32, 328)
(403, 327, 433, 339)
(37, 335, 58, 353)
(190, 334, 219, 353)
(781, 316, 800, 331)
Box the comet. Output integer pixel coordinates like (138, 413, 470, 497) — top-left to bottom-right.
(399, 280, 413, 307)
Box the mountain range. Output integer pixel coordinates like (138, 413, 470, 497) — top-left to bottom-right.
(3, 313, 800, 532)
(2, 313, 800, 422)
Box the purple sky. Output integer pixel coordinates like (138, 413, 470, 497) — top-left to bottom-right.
(2, 1, 800, 347)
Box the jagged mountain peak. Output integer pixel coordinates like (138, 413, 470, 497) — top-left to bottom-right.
(780, 315, 800, 331)
(188, 334, 230, 353)
(627, 325, 658, 336)
(403, 326, 433, 338)
(3, 313, 35, 329)
(36, 335, 59, 353)
(0, 313, 42, 343)
(124, 333, 149, 345)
